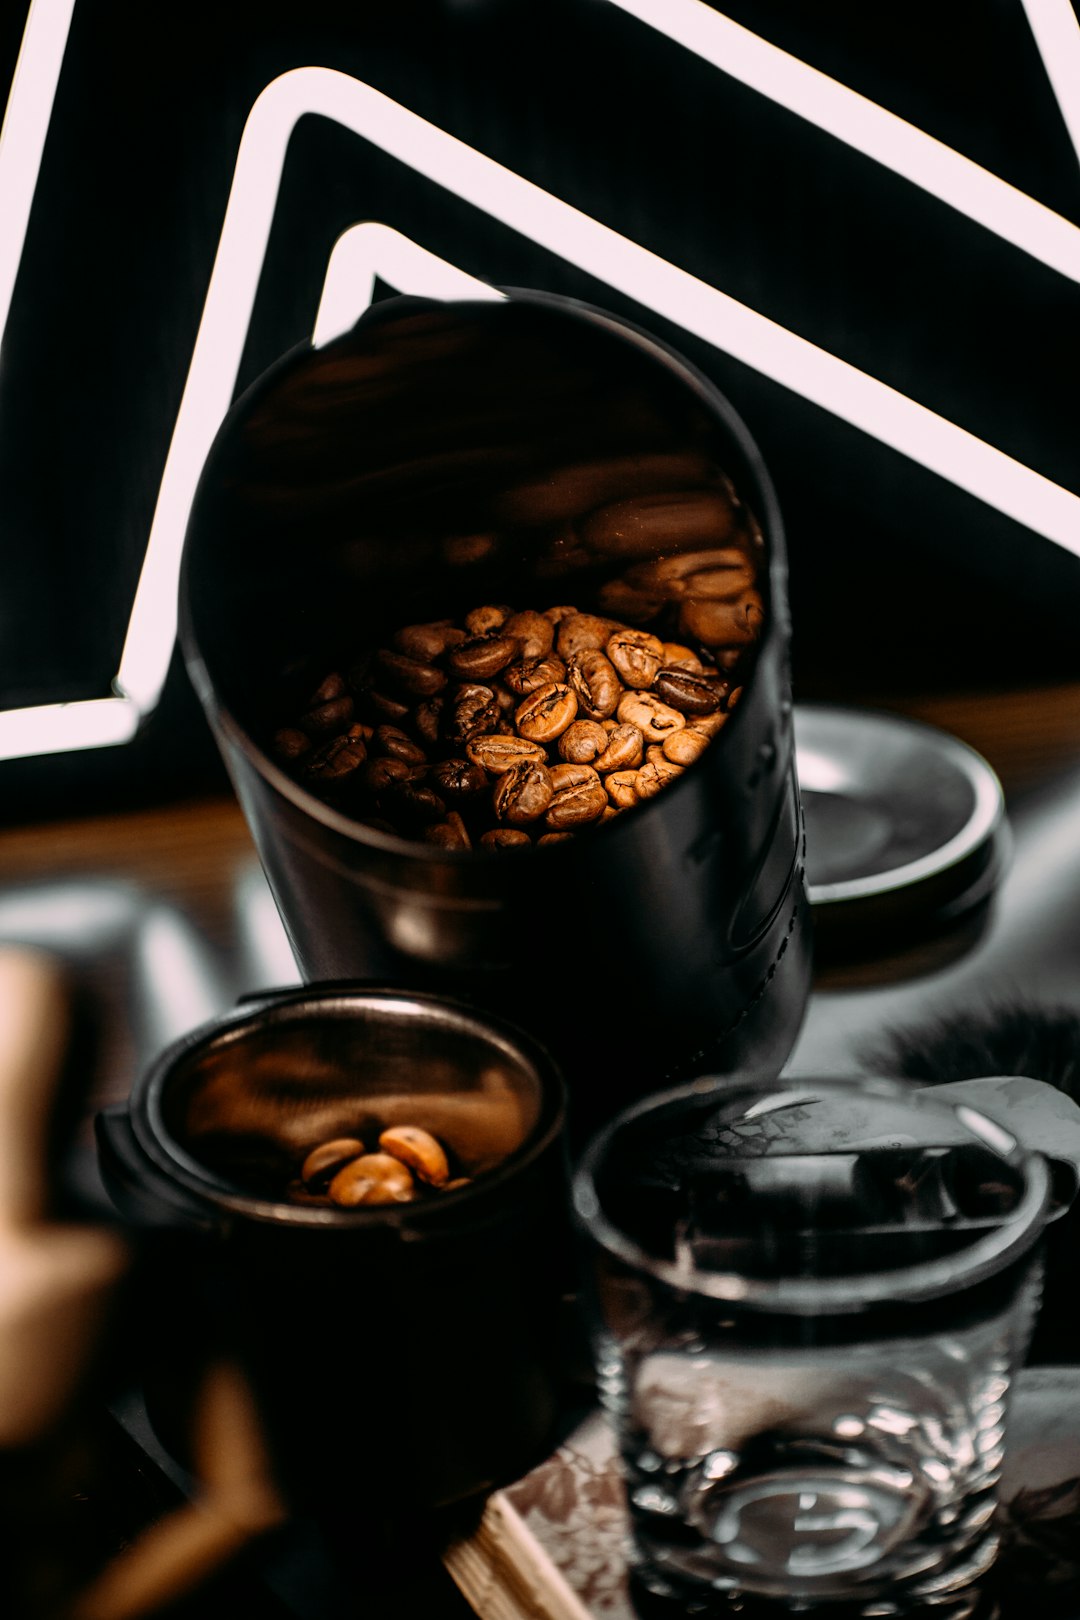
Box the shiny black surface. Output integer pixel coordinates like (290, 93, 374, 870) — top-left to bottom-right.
(180, 293, 812, 1141)
(97, 984, 571, 1516)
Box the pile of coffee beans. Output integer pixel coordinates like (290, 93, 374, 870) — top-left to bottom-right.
(286, 1123, 469, 1208)
(270, 563, 760, 849)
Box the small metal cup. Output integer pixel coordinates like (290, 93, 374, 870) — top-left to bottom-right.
(97, 984, 570, 1515)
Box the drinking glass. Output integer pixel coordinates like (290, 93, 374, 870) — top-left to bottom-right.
(572, 1074, 1053, 1616)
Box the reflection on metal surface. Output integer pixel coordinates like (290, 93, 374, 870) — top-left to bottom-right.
(791, 744, 852, 797)
(0, 880, 138, 947)
(232, 859, 300, 991)
(131, 904, 229, 1055)
(795, 705, 1006, 906)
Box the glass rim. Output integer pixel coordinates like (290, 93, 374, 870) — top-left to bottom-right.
(571, 1072, 1053, 1314)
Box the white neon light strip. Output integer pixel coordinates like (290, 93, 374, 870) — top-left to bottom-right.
(609, 0, 1080, 284)
(116, 64, 1080, 717)
(0, 1, 1078, 760)
(312, 221, 501, 346)
(0, 0, 76, 363)
(0, 696, 139, 756)
(1020, 0, 1080, 167)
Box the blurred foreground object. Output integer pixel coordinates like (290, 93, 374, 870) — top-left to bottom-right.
(0, 946, 286, 1619)
(0, 947, 130, 1614)
(0, 944, 128, 1426)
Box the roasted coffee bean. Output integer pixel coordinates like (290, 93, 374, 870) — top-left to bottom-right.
(537, 832, 573, 846)
(546, 763, 607, 829)
(606, 629, 664, 689)
(286, 1124, 464, 1207)
(549, 761, 598, 792)
(373, 725, 427, 764)
(679, 591, 763, 648)
(424, 813, 472, 850)
(503, 654, 567, 696)
(444, 533, 499, 567)
(307, 672, 347, 704)
(364, 756, 412, 794)
(430, 758, 488, 801)
(448, 634, 519, 680)
(466, 734, 546, 773)
(635, 758, 685, 798)
(556, 613, 618, 661)
(663, 728, 711, 766)
(515, 682, 578, 743)
(329, 1153, 416, 1207)
(652, 668, 726, 716)
(557, 719, 610, 765)
(286, 1182, 332, 1207)
(272, 727, 312, 763)
(688, 708, 730, 740)
(661, 642, 705, 673)
(683, 564, 758, 601)
(465, 604, 512, 635)
(413, 696, 445, 747)
(301, 1138, 364, 1190)
(357, 685, 411, 725)
(300, 673, 355, 736)
(444, 683, 501, 746)
(595, 577, 664, 623)
(382, 780, 446, 825)
(274, 561, 763, 849)
(581, 488, 739, 557)
(492, 450, 712, 525)
(626, 546, 751, 598)
(304, 729, 368, 783)
(374, 648, 448, 697)
(594, 723, 644, 774)
(605, 770, 641, 809)
(393, 621, 467, 662)
(379, 1125, 450, 1187)
(616, 690, 686, 742)
(492, 759, 555, 825)
(481, 828, 532, 851)
(565, 649, 621, 720)
(501, 610, 554, 661)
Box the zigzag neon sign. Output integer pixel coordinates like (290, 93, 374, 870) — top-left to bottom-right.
(0, 0, 1077, 759)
